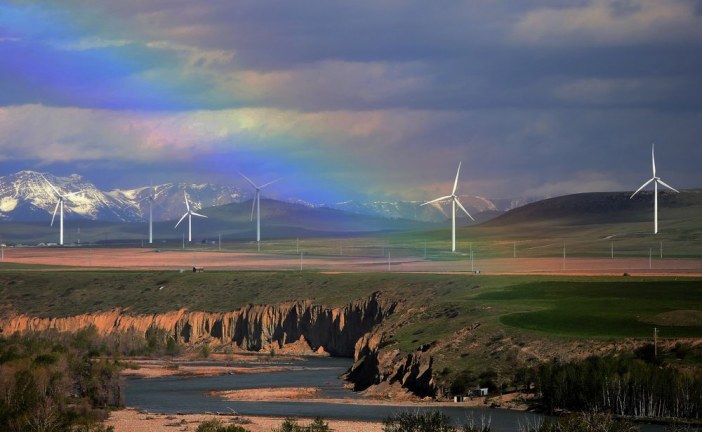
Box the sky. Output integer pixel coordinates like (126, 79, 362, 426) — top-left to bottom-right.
(1, 0, 701, 203)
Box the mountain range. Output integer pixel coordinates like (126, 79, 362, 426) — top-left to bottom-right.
(0, 171, 529, 223)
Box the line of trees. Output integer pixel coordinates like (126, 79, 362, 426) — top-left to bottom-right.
(526, 352, 702, 420)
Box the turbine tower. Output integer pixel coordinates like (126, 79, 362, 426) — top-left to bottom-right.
(42, 175, 83, 246)
(420, 162, 475, 252)
(175, 191, 207, 242)
(239, 172, 278, 244)
(630, 144, 679, 234)
(139, 183, 156, 244)
(147, 183, 155, 244)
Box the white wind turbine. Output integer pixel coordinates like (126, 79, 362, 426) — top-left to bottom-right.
(630, 144, 679, 234)
(421, 162, 474, 252)
(174, 191, 207, 242)
(240, 172, 278, 244)
(138, 183, 156, 244)
(42, 175, 84, 246)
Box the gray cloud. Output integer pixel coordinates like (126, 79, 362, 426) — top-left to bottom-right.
(1, 1, 701, 201)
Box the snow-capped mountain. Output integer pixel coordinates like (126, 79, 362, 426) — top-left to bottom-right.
(0, 170, 533, 223)
(109, 182, 247, 221)
(0, 171, 141, 222)
(330, 196, 534, 222)
(0, 171, 247, 222)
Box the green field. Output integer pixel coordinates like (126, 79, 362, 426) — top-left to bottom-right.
(2, 269, 701, 388)
(1, 270, 701, 339)
(479, 281, 702, 338)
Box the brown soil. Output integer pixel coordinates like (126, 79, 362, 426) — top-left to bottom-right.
(643, 310, 702, 326)
(212, 387, 321, 401)
(106, 408, 383, 432)
(4, 247, 702, 276)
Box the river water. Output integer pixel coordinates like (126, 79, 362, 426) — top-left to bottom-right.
(124, 357, 665, 432)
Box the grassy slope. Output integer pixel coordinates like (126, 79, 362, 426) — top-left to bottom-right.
(0, 270, 700, 337)
(2, 269, 702, 383)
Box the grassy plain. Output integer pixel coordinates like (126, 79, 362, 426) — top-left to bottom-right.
(1, 269, 701, 339)
(2, 268, 702, 392)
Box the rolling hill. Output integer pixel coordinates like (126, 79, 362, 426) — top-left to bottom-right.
(482, 189, 702, 227)
(0, 198, 438, 245)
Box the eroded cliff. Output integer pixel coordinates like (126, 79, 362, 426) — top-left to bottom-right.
(0, 291, 440, 397)
(0, 292, 392, 357)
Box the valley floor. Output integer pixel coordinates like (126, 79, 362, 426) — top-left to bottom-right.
(3, 246, 702, 275)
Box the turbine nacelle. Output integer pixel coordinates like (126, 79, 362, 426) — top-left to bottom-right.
(239, 172, 279, 243)
(420, 162, 475, 252)
(630, 144, 679, 234)
(175, 191, 207, 242)
(42, 174, 84, 245)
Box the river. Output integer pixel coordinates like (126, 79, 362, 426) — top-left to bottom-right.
(123, 357, 665, 432)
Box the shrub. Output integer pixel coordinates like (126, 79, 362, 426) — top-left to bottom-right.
(383, 411, 458, 432)
(196, 419, 251, 432)
(519, 412, 638, 432)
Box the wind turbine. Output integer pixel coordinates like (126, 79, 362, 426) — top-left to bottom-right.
(421, 162, 474, 252)
(174, 191, 207, 242)
(138, 183, 156, 244)
(42, 175, 84, 246)
(239, 172, 278, 244)
(630, 144, 679, 234)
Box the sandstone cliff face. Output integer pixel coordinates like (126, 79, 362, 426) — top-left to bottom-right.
(0, 292, 437, 398)
(346, 329, 437, 398)
(0, 292, 393, 357)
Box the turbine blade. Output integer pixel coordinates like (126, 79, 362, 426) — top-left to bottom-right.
(250, 193, 256, 221)
(239, 172, 258, 188)
(652, 143, 656, 177)
(191, 211, 207, 218)
(420, 195, 453, 206)
(657, 179, 680, 193)
(50, 200, 60, 226)
(452, 161, 462, 195)
(63, 190, 84, 200)
(455, 198, 475, 221)
(184, 191, 190, 211)
(259, 178, 280, 189)
(42, 174, 60, 196)
(175, 212, 188, 228)
(630, 178, 654, 199)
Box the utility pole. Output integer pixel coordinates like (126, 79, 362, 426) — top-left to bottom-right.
(513, 241, 516, 259)
(182, 233, 185, 250)
(649, 248, 652, 269)
(300, 251, 303, 271)
(424, 241, 427, 259)
(1, 244, 4, 262)
(654, 327, 659, 358)
(219, 233, 221, 251)
(562, 242, 566, 271)
(660, 241, 663, 259)
(296, 238, 299, 253)
(387, 252, 391, 272)
(470, 242, 474, 272)
(611, 241, 614, 259)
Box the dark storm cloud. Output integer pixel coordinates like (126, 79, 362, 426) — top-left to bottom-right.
(1, 0, 702, 200)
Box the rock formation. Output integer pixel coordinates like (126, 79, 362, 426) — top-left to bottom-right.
(0, 291, 437, 397)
